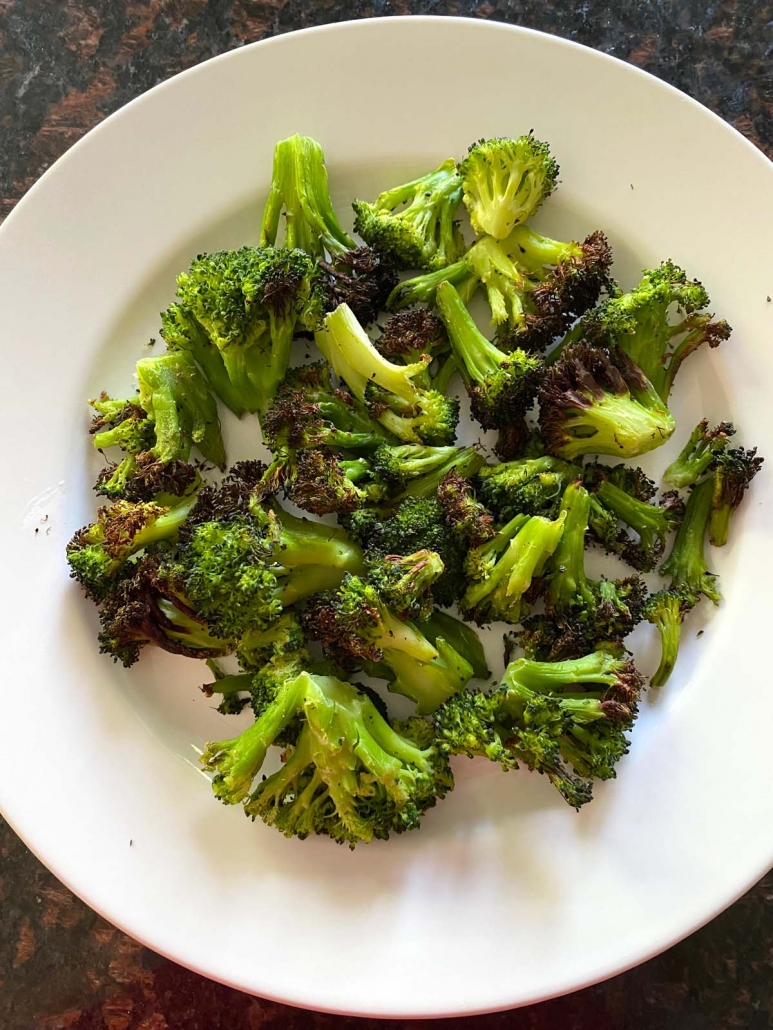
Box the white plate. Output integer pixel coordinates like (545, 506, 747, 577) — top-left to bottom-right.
(1, 17, 772, 1018)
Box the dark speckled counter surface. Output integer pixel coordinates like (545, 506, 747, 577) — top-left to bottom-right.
(2, 2, 772, 1027)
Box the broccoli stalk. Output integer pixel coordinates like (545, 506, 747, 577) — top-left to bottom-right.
(460, 513, 566, 625)
(572, 261, 732, 402)
(539, 344, 675, 460)
(458, 135, 559, 239)
(663, 419, 735, 489)
(586, 477, 683, 572)
(642, 589, 697, 687)
(435, 280, 544, 430)
(352, 159, 464, 271)
(303, 573, 473, 713)
(315, 303, 459, 445)
(708, 446, 764, 546)
(477, 455, 579, 522)
(660, 477, 720, 602)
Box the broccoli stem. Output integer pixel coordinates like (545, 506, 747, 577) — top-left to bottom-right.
(648, 596, 684, 687)
(660, 477, 720, 603)
(432, 353, 458, 395)
(503, 225, 581, 274)
(384, 639, 472, 714)
(503, 652, 624, 695)
(594, 479, 671, 549)
(274, 507, 364, 573)
(546, 482, 593, 612)
(436, 279, 504, 384)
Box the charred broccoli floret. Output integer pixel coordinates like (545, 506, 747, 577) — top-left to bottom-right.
(642, 589, 697, 687)
(352, 159, 464, 271)
(303, 574, 473, 714)
(708, 445, 764, 546)
(315, 303, 459, 444)
(571, 261, 731, 402)
(202, 671, 453, 846)
(437, 471, 496, 547)
(477, 455, 578, 522)
(663, 419, 735, 489)
(539, 344, 675, 460)
(434, 650, 642, 807)
(377, 309, 448, 368)
(659, 477, 720, 602)
(460, 512, 566, 625)
(366, 550, 445, 622)
(318, 246, 399, 327)
(585, 474, 683, 572)
(459, 135, 559, 239)
(162, 245, 327, 415)
(435, 280, 543, 430)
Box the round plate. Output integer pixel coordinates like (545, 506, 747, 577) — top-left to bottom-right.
(1, 17, 772, 1018)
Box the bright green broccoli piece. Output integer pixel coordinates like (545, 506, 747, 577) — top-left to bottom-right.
(660, 477, 720, 602)
(459, 135, 559, 239)
(708, 445, 763, 546)
(460, 512, 565, 625)
(539, 343, 675, 461)
(642, 589, 697, 687)
(435, 280, 544, 430)
(352, 159, 464, 271)
(315, 303, 458, 444)
(477, 455, 579, 521)
(663, 419, 735, 489)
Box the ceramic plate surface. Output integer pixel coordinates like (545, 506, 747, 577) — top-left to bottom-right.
(1, 16, 772, 1018)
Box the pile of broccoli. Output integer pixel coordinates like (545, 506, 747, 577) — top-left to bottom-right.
(67, 132, 762, 846)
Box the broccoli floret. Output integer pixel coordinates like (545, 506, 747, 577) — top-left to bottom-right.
(539, 344, 675, 460)
(96, 453, 201, 504)
(434, 650, 642, 807)
(340, 496, 468, 607)
(708, 445, 763, 546)
(460, 512, 566, 625)
(66, 493, 197, 600)
(202, 671, 453, 846)
(660, 477, 721, 602)
(545, 481, 647, 648)
(89, 397, 155, 455)
(663, 420, 735, 489)
(642, 589, 697, 687)
(366, 549, 445, 623)
(318, 246, 399, 327)
(164, 246, 327, 415)
(435, 280, 544, 430)
(583, 461, 657, 501)
(352, 160, 464, 271)
(459, 135, 559, 240)
(303, 574, 473, 714)
(282, 449, 383, 515)
(574, 261, 732, 402)
(385, 445, 484, 500)
(315, 303, 458, 444)
(478, 455, 579, 521)
(437, 471, 496, 547)
(259, 134, 355, 259)
(586, 476, 683, 572)
(377, 309, 448, 369)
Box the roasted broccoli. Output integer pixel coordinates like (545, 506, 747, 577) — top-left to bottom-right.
(435, 280, 544, 430)
(352, 159, 464, 271)
(437, 471, 496, 547)
(434, 650, 642, 807)
(570, 261, 731, 402)
(459, 135, 559, 239)
(202, 671, 453, 846)
(659, 477, 720, 602)
(303, 573, 473, 713)
(642, 589, 697, 687)
(315, 302, 459, 444)
(585, 474, 683, 571)
(663, 419, 735, 489)
(162, 246, 327, 415)
(708, 445, 763, 546)
(539, 344, 675, 460)
(366, 549, 445, 622)
(477, 455, 578, 522)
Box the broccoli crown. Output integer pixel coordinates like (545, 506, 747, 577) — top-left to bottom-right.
(583, 461, 657, 501)
(709, 445, 763, 546)
(459, 135, 559, 240)
(663, 419, 735, 490)
(352, 159, 464, 271)
(369, 444, 468, 495)
(283, 449, 381, 516)
(136, 351, 226, 468)
(545, 481, 647, 647)
(259, 134, 355, 260)
(319, 245, 399, 327)
(434, 649, 641, 808)
(539, 343, 675, 461)
(315, 303, 458, 445)
(97, 554, 234, 668)
(171, 245, 327, 414)
(437, 471, 496, 547)
(96, 453, 201, 504)
(366, 549, 445, 623)
(66, 494, 197, 600)
(642, 589, 698, 687)
(586, 476, 683, 572)
(340, 496, 468, 607)
(435, 280, 544, 430)
(89, 396, 155, 455)
(202, 671, 453, 846)
(660, 477, 721, 602)
(303, 575, 473, 713)
(377, 309, 448, 364)
(460, 512, 566, 625)
(478, 455, 579, 522)
(577, 261, 732, 402)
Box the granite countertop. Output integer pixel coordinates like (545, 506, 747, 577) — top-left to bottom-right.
(1, 2, 772, 1027)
